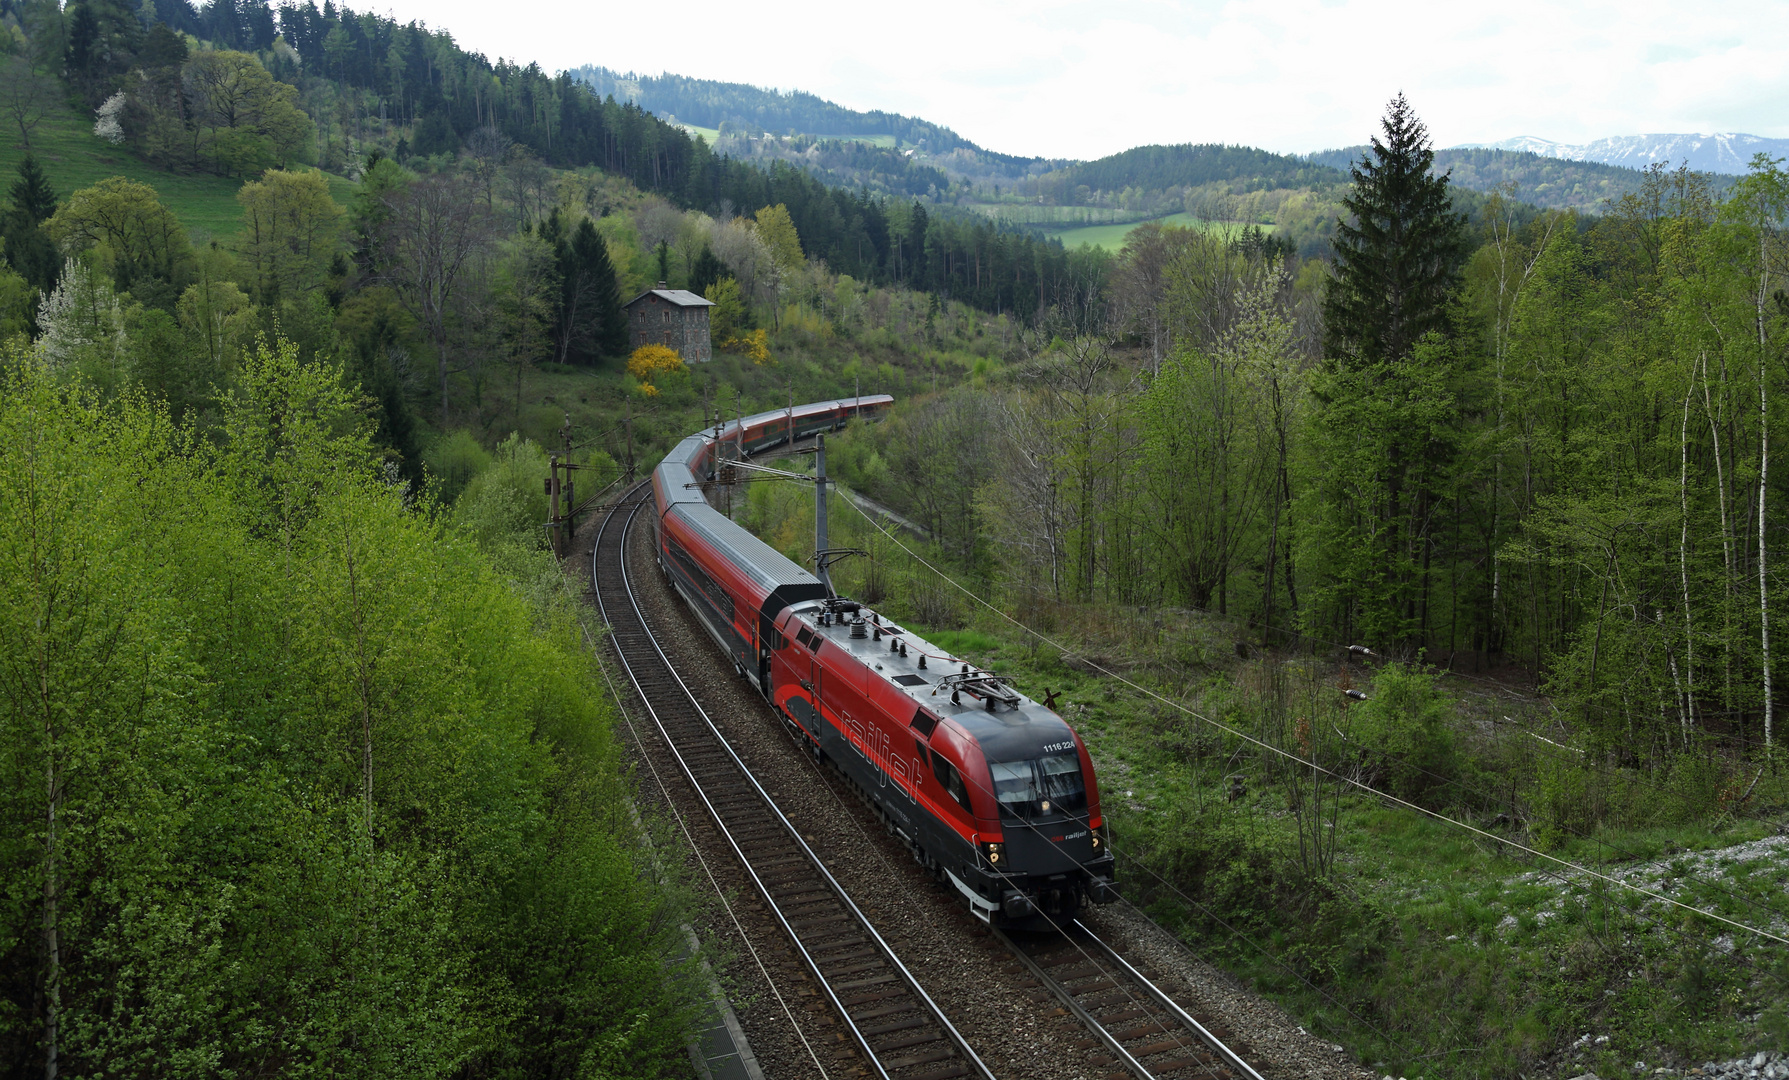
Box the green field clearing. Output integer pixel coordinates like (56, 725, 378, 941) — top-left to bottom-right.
(0, 94, 353, 239)
(677, 123, 722, 143)
(1040, 212, 1276, 252)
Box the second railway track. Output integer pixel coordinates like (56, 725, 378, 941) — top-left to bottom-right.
(594, 484, 994, 1080)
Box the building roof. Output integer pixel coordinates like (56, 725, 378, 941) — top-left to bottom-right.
(626, 288, 715, 308)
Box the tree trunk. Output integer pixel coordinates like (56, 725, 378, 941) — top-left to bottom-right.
(1680, 371, 1697, 735)
(1759, 235, 1774, 750)
(41, 683, 60, 1080)
(1702, 351, 1737, 706)
(437, 329, 450, 427)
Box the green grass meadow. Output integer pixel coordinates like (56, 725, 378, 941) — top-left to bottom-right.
(676, 123, 722, 144)
(1039, 212, 1277, 252)
(0, 93, 354, 240)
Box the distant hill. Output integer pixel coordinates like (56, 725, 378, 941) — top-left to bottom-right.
(565, 66, 1059, 192)
(1454, 133, 1789, 176)
(1040, 143, 1343, 196)
(1301, 145, 1720, 211)
(568, 66, 1022, 161)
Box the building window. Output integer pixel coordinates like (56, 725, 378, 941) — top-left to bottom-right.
(638, 332, 646, 345)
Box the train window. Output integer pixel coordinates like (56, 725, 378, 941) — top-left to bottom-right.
(909, 708, 937, 737)
(930, 751, 972, 814)
(1038, 753, 1088, 812)
(667, 541, 735, 623)
(988, 753, 1087, 819)
(796, 627, 814, 649)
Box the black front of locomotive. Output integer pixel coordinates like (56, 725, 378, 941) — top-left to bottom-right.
(957, 708, 1117, 928)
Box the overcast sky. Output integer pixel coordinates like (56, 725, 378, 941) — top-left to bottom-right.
(364, 0, 1789, 161)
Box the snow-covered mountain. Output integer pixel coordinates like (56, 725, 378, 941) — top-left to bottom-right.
(1451, 133, 1789, 175)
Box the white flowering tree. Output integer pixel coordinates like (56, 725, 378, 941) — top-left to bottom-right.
(93, 92, 126, 144)
(37, 260, 127, 386)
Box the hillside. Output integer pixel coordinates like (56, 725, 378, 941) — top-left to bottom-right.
(1300, 144, 1718, 211)
(570, 65, 995, 155)
(0, 91, 302, 238)
(566, 65, 1065, 192)
(1034, 143, 1342, 199)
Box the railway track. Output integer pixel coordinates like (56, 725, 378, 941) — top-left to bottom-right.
(593, 484, 994, 1080)
(994, 920, 1271, 1080)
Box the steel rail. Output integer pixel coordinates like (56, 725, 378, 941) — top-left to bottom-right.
(990, 924, 1159, 1079)
(992, 918, 1268, 1080)
(593, 486, 996, 1080)
(1073, 920, 1267, 1080)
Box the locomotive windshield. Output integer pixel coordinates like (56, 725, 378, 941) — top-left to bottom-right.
(988, 753, 1087, 819)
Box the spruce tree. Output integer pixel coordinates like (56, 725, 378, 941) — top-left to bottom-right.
(547, 215, 627, 365)
(904, 201, 928, 287)
(10, 155, 57, 225)
(4, 155, 60, 297)
(1304, 95, 1470, 650)
(1322, 93, 1468, 367)
(687, 244, 724, 297)
(575, 218, 629, 360)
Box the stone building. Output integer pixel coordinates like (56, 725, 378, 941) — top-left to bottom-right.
(624, 283, 716, 364)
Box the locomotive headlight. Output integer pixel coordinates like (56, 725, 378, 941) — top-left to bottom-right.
(981, 841, 1005, 867)
(1091, 825, 1108, 854)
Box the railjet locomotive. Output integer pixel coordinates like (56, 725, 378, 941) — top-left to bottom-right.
(646, 395, 1117, 926)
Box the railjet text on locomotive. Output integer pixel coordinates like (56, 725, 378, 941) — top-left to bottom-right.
(647, 395, 1117, 926)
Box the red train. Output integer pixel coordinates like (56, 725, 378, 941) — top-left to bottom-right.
(646, 395, 1117, 926)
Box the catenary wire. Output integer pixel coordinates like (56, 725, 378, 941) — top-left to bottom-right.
(834, 489, 1789, 948)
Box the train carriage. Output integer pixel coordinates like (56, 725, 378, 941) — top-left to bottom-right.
(647, 393, 1113, 927)
(704, 395, 894, 462)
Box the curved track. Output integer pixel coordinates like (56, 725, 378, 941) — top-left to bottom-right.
(593, 484, 994, 1080)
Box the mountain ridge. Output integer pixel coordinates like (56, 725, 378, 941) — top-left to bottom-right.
(1451, 132, 1789, 175)
(562, 65, 1763, 214)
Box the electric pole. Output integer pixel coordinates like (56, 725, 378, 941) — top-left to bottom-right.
(815, 433, 831, 595)
(623, 397, 634, 483)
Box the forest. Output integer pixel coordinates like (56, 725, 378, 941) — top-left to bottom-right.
(0, 0, 1784, 1070)
(846, 96, 1789, 770)
(0, 337, 711, 1074)
(570, 65, 999, 155)
(738, 96, 1789, 1076)
(0, 0, 1075, 1062)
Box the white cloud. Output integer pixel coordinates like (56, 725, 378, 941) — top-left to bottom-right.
(362, 0, 1789, 159)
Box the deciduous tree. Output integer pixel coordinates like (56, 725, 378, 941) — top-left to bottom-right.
(45, 177, 192, 292)
(376, 170, 495, 422)
(234, 167, 346, 304)
(180, 50, 312, 175)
